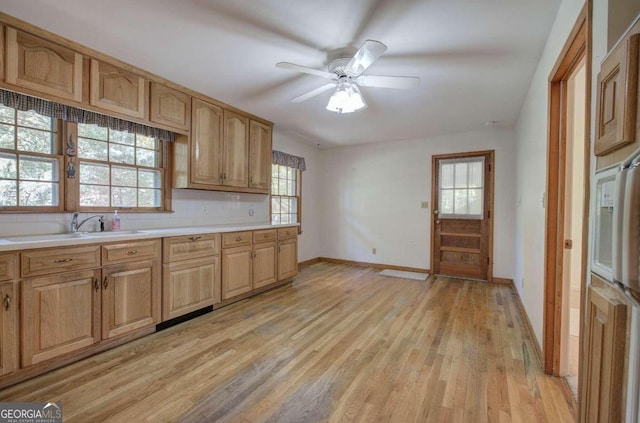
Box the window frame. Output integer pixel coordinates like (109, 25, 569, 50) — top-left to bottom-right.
(0, 107, 64, 212)
(438, 156, 485, 220)
(270, 163, 302, 233)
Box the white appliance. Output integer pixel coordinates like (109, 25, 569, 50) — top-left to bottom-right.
(592, 149, 640, 293)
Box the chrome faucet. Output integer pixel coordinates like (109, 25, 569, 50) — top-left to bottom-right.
(71, 212, 105, 233)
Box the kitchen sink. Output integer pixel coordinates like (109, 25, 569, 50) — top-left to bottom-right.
(3, 230, 147, 243)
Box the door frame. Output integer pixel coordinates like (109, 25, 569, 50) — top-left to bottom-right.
(542, 2, 590, 391)
(430, 150, 495, 282)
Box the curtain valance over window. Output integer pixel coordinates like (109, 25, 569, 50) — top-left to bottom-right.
(0, 89, 175, 141)
(272, 150, 306, 171)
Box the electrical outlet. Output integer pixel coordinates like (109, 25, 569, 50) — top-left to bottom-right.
(421, 201, 429, 209)
(248, 208, 254, 216)
(372, 248, 376, 255)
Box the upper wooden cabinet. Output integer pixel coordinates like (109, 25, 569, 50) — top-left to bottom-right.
(5, 28, 82, 102)
(189, 98, 224, 186)
(249, 120, 272, 190)
(150, 82, 191, 131)
(595, 33, 639, 156)
(223, 110, 249, 188)
(90, 59, 146, 119)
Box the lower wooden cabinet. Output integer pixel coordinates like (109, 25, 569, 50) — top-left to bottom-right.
(21, 269, 102, 366)
(0, 281, 18, 375)
(102, 260, 160, 340)
(222, 245, 253, 300)
(163, 256, 220, 320)
(278, 238, 298, 281)
(253, 242, 277, 289)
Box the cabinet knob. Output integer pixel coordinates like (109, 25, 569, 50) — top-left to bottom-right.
(54, 258, 73, 263)
(94, 278, 100, 292)
(103, 276, 109, 290)
(189, 236, 202, 241)
(3, 294, 10, 311)
(126, 250, 138, 255)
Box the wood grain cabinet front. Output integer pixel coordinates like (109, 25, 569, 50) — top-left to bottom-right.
(90, 59, 146, 119)
(0, 281, 18, 376)
(162, 233, 220, 263)
(253, 242, 277, 289)
(277, 237, 298, 281)
(102, 239, 161, 266)
(223, 110, 249, 188)
(248, 120, 272, 190)
(150, 82, 191, 131)
(595, 33, 639, 155)
(5, 28, 83, 102)
(21, 245, 101, 278)
(162, 256, 220, 320)
(221, 245, 253, 300)
(0, 254, 16, 282)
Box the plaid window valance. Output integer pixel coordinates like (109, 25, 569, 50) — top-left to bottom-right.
(0, 89, 175, 141)
(272, 150, 306, 171)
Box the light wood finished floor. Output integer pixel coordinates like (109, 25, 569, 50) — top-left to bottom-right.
(0, 262, 575, 422)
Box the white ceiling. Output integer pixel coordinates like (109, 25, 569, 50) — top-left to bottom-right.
(0, 0, 561, 148)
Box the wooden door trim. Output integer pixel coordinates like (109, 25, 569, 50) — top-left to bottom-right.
(542, 3, 591, 411)
(430, 150, 495, 282)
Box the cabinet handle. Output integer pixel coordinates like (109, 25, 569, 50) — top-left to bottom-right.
(189, 236, 202, 241)
(94, 277, 100, 292)
(3, 294, 10, 311)
(235, 237, 242, 242)
(250, 176, 253, 184)
(54, 258, 73, 263)
(126, 250, 138, 255)
(103, 276, 109, 290)
(263, 234, 268, 238)
(224, 173, 227, 180)
(278, 245, 281, 253)
(219, 172, 223, 181)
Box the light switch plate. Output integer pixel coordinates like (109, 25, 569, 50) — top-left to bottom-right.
(421, 201, 429, 209)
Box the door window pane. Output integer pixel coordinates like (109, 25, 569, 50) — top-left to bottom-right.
(439, 157, 485, 218)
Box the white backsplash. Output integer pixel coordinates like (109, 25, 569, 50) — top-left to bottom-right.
(0, 189, 270, 237)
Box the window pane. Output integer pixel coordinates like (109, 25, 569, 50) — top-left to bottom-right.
(110, 129, 135, 145)
(0, 153, 17, 179)
(17, 128, 53, 153)
(278, 179, 287, 195)
(290, 197, 297, 214)
(80, 162, 109, 185)
(454, 163, 468, 188)
(281, 214, 290, 224)
(468, 161, 483, 188)
(454, 189, 468, 214)
(139, 169, 161, 188)
(441, 163, 454, 189)
(440, 189, 453, 214)
(0, 106, 15, 125)
(136, 148, 158, 167)
(271, 177, 278, 193)
(272, 214, 280, 224)
(281, 197, 290, 214)
(138, 188, 161, 207)
(136, 135, 157, 149)
(468, 189, 483, 215)
(80, 184, 109, 206)
(110, 143, 135, 164)
(291, 213, 297, 224)
(112, 187, 136, 207)
(279, 166, 287, 179)
(111, 166, 136, 187)
(19, 156, 57, 181)
(0, 180, 17, 206)
(272, 165, 279, 178)
(288, 178, 296, 196)
(17, 110, 52, 131)
(0, 124, 15, 149)
(78, 138, 108, 161)
(19, 181, 57, 206)
(271, 197, 280, 214)
(287, 167, 294, 180)
(78, 123, 108, 140)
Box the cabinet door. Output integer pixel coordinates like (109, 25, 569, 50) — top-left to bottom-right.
(580, 285, 627, 423)
(0, 282, 18, 375)
(102, 260, 160, 340)
(222, 245, 252, 300)
(90, 59, 146, 119)
(150, 82, 191, 131)
(22, 269, 101, 366)
(5, 28, 82, 102)
(595, 34, 639, 155)
(249, 120, 272, 190)
(162, 256, 220, 321)
(223, 110, 249, 188)
(253, 242, 277, 289)
(278, 238, 298, 280)
(191, 99, 224, 186)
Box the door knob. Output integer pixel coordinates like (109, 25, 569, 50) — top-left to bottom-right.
(433, 210, 439, 215)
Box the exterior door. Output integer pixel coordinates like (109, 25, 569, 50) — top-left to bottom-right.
(431, 151, 493, 280)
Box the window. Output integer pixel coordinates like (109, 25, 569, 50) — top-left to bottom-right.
(271, 164, 300, 225)
(77, 123, 163, 209)
(439, 157, 484, 218)
(0, 104, 61, 209)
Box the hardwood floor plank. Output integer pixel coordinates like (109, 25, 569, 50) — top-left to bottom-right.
(0, 263, 574, 422)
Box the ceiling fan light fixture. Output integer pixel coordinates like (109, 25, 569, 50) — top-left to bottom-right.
(326, 79, 367, 114)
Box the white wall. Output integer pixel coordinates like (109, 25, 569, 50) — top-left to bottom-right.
(512, 0, 590, 346)
(319, 127, 517, 279)
(272, 129, 322, 262)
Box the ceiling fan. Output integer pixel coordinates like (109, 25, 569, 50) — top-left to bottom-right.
(276, 40, 420, 114)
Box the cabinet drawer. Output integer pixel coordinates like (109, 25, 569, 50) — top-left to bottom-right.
(222, 231, 252, 248)
(253, 229, 277, 244)
(0, 254, 17, 282)
(21, 245, 101, 278)
(163, 233, 220, 263)
(102, 239, 161, 265)
(278, 227, 298, 240)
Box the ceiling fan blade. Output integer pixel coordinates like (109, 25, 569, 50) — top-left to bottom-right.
(276, 62, 337, 80)
(356, 74, 420, 89)
(290, 83, 336, 103)
(344, 40, 387, 76)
